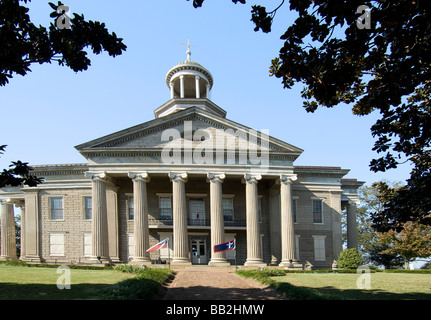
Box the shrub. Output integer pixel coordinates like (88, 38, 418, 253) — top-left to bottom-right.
(337, 248, 363, 269)
(97, 265, 174, 300)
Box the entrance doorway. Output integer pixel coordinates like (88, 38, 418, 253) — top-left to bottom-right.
(191, 237, 207, 264)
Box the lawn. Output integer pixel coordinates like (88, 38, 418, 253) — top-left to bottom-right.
(0, 264, 136, 300)
(272, 272, 431, 300)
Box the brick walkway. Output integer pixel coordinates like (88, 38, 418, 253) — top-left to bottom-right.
(161, 268, 287, 300)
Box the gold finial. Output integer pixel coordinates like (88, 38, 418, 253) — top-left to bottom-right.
(180, 38, 192, 60)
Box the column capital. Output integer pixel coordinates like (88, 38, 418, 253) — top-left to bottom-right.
(348, 199, 360, 206)
(279, 174, 297, 185)
(168, 172, 188, 183)
(243, 173, 262, 184)
(0, 198, 13, 205)
(207, 173, 225, 183)
(128, 172, 150, 183)
(85, 171, 109, 181)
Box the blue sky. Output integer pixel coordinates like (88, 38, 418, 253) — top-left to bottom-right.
(0, 0, 413, 187)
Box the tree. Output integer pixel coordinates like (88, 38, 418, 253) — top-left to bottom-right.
(0, 0, 127, 86)
(353, 180, 404, 268)
(1, 1, 126, 187)
(378, 221, 431, 269)
(0, 145, 42, 188)
(190, 0, 431, 231)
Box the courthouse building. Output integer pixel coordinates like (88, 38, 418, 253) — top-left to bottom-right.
(0, 48, 363, 268)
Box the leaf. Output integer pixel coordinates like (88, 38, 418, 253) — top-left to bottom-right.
(48, 2, 57, 10)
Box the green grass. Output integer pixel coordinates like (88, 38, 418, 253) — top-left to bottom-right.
(0, 262, 174, 300)
(236, 269, 431, 300)
(274, 272, 431, 300)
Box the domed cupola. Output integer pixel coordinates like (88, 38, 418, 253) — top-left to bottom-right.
(165, 44, 213, 99)
(154, 42, 226, 119)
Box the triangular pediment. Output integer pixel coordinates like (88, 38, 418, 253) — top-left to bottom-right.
(75, 107, 303, 158)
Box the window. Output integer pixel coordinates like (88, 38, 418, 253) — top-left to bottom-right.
(83, 232, 92, 257)
(295, 235, 300, 261)
(258, 196, 263, 223)
(84, 197, 92, 220)
(50, 197, 63, 220)
(312, 199, 323, 224)
(313, 236, 326, 261)
(128, 197, 134, 220)
(159, 197, 172, 220)
(222, 198, 234, 221)
(49, 232, 65, 256)
(189, 198, 205, 224)
(292, 199, 297, 223)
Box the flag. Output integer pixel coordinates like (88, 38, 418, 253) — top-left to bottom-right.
(146, 238, 168, 252)
(214, 239, 236, 253)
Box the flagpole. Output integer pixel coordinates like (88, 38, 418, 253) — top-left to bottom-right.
(234, 238, 237, 271)
(168, 238, 171, 269)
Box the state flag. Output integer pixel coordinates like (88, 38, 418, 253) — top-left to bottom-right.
(146, 238, 168, 252)
(214, 239, 236, 253)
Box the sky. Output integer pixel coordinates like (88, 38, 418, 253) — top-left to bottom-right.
(0, 0, 413, 188)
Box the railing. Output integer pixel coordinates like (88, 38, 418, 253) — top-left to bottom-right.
(148, 218, 246, 227)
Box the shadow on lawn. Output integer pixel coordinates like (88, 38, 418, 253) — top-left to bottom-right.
(300, 285, 431, 300)
(0, 282, 109, 300)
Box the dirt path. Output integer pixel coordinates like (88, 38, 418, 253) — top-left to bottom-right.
(161, 269, 286, 300)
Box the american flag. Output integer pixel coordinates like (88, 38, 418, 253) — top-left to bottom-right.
(146, 238, 168, 252)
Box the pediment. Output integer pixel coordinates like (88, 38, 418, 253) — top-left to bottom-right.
(75, 107, 303, 158)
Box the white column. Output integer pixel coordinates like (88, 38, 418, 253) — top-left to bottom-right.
(170, 81, 175, 99)
(0, 200, 17, 261)
(206, 84, 210, 99)
(195, 75, 200, 98)
(129, 172, 151, 265)
(169, 172, 191, 265)
(347, 200, 358, 249)
(87, 172, 111, 263)
(279, 174, 297, 267)
(180, 75, 185, 98)
(208, 173, 230, 266)
(244, 173, 266, 266)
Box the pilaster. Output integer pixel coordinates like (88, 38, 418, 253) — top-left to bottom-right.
(347, 200, 359, 249)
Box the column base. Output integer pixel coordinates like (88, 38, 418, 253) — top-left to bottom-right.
(130, 257, 152, 266)
(20, 256, 42, 263)
(244, 258, 267, 267)
(89, 256, 111, 265)
(279, 259, 301, 269)
(208, 258, 231, 267)
(0, 256, 18, 262)
(171, 258, 192, 266)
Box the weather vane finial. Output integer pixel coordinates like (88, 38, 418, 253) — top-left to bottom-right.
(181, 38, 192, 61)
(186, 38, 191, 60)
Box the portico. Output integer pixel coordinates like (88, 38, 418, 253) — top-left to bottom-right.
(72, 170, 298, 267)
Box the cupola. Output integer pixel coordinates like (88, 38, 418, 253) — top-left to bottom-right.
(154, 42, 226, 119)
